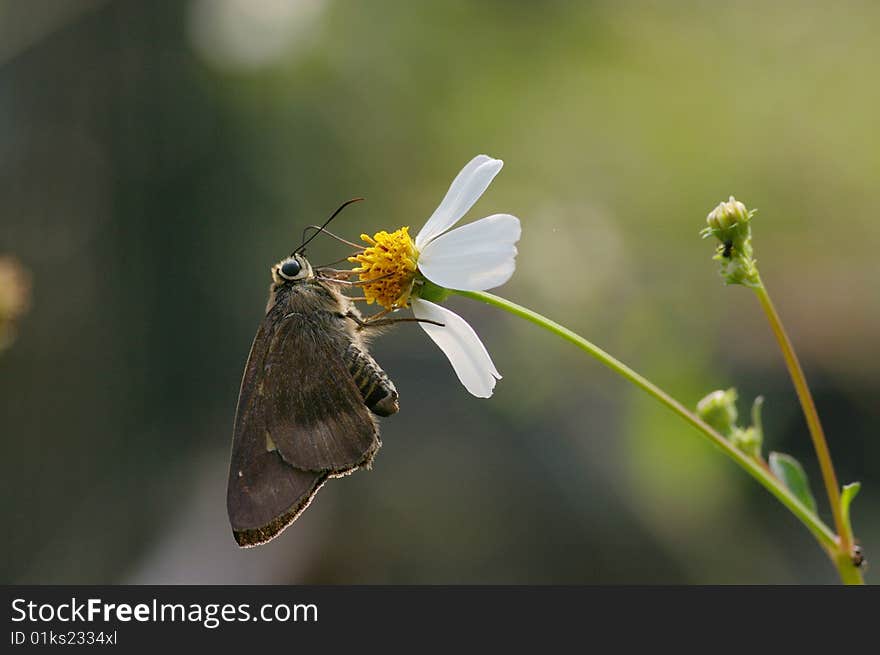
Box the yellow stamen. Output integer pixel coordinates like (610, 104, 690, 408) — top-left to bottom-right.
(348, 227, 418, 310)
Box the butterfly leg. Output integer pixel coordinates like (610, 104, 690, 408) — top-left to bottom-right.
(343, 310, 444, 330)
(343, 342, 400, 416)
(316, 272, 395, 287)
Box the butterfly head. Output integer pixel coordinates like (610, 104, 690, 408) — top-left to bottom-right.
(271, 253, 313, 285)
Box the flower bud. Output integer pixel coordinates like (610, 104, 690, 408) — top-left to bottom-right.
(731, 426, 762, 460)
(696, 388, 738, 436)
(706, 196, 750, 232)
(700, 196, 761, 288)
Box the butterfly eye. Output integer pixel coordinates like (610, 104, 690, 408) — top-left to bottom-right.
(280, 259, 302, 279)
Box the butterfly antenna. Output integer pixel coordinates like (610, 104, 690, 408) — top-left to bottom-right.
(294, 198, 364, 256)
(301, 226, 364, 250)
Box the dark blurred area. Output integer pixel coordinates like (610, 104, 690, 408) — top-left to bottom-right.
(1, 0, 877, 584)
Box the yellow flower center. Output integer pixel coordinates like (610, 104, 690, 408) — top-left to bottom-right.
(348, 226, 419, 309)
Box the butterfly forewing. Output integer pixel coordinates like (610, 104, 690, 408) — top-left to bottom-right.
(264, 312, 379, 472)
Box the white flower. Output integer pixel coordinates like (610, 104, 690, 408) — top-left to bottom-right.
(350, 154, 521, 397)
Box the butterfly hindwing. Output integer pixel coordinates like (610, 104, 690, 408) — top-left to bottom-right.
(227, 431, 328, 547)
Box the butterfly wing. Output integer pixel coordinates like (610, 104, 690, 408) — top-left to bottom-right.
(263, 311, 380, 472)
(227, 296, 379, 547)
(226, 428, 329, 548)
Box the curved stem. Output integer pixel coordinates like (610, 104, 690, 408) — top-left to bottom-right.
(753, 284, 862, 583)
(454, 290, 840, 567)
(753, 285, 844, 537)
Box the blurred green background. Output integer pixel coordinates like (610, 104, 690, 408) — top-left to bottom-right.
(1, 0, 877, 584)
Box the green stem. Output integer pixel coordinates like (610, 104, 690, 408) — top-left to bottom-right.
(835, 552, 865, 585)
(752, 283, 862, 584)
(454, 289, 840, 568)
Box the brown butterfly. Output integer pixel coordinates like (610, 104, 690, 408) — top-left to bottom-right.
(227, 201, 407, 547)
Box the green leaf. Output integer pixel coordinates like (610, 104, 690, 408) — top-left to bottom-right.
(769, 452, 818, 514)
(840, 482, 861, 545)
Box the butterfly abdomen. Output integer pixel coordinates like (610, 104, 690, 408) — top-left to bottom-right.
(344, 342, 400, 417)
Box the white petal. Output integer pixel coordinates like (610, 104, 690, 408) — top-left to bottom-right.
(418, 214, 521, 291)
(415, 155, 504, 250)
(410, 298, 501, 398)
